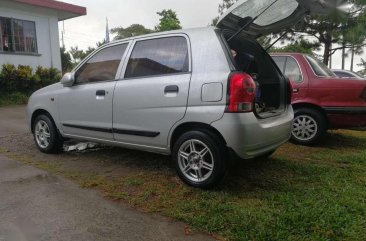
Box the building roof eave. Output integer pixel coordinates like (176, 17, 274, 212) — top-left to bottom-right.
(14, 0, 86, 21)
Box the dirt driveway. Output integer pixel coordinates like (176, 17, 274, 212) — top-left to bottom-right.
(0, 105, 215, 241)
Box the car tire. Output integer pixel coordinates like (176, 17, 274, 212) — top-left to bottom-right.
(172, 130, 227, 189)
(291, 108, 326, 145)
(33, 114, 63, 154)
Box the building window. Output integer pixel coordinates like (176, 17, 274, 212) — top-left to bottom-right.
(0, 17, 37, 54)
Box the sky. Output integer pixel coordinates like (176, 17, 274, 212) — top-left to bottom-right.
(59, 0, 364, 72)
(59, 0, 221, 49)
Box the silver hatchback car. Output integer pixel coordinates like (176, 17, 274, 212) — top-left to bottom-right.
(27, 0, 336, 188)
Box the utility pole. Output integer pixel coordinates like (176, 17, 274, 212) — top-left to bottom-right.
(61, 21, 65, 48)
(106, 17, 110, 43)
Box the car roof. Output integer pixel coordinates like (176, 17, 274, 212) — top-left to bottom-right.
(103, 26, 216, 46)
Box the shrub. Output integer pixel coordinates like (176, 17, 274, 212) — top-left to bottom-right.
(0, 92, 29, 107)
(34, 66, 61, 88)
(0, 64, 61, 95)
(17, 65, 33, 93)
(0, 64, 17, 92)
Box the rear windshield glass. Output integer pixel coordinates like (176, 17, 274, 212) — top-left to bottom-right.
(305, 55, 336, 77)
(232, 0, 299, 26)
(334, 70, 363, 79)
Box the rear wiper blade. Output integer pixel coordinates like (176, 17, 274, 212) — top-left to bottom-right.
(227, 0, 280, 43)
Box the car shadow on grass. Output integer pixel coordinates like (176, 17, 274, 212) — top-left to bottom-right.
(316, 131, 366, 149)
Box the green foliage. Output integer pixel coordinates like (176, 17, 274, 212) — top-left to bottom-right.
(69, 46, 85, 64)
(0, 64, 17, 92)
(34, 66, 61, 88)
(111, 24, 153, 40)
(155, 9, 182, 32)
(357, 58, 366, 76)
(111, 9, 181, 40)
(60, 47, 73, 74)
(16, 65, 33, 92)
(0, 92, 29, 107)
(0, 64, 61, 98)
(271, 40, 318, 55)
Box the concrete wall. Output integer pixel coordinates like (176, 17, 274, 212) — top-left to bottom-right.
(0, 1, 62, 71)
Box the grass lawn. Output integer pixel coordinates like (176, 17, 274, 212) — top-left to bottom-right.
(1, 130, 365, 241)
(0, 92, 29, 107)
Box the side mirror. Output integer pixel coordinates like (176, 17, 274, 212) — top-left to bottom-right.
(60, 72, 75, 87)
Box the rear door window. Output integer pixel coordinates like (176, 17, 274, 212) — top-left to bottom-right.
(284, 57, 303, 83)
(125, 37, 189, 78)
(272, 56, 286, 73)
(75, 44, 128, 84)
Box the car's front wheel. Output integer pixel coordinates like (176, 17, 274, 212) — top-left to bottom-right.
(173, 131, 226, 189)
(33, 114, 63, 153)
(291, 108, 326, 145)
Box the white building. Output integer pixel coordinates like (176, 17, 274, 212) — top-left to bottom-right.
(0, 0, 86, 71)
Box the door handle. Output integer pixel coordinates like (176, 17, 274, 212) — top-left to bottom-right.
(293, 88, 299, 93)
(164, 85, 179, 93)
(96, 90, 106, 96)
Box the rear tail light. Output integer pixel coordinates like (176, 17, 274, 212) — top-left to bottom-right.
(226, 72, 256, 113)
(361, 87, 366, 101)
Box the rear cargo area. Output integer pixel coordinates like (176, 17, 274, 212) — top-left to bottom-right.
(220, 32, 286, 118)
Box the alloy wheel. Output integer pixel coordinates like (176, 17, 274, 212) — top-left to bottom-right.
(177, 139, 214, 183)
(292, 115, 318, 141)
(35, 120, 51, 149)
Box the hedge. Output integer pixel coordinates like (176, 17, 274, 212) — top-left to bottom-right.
(0, 64, 61, 95)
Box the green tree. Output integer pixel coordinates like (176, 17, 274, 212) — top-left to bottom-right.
(284, 1, 366, 66)
(271, 40, 319, 55)
(60, 47, 73, 74)
(155, 9, 182, 32)
(111, 24, 153, 40)
(357, 58, 366, 76)
(69, 46, 85, 64)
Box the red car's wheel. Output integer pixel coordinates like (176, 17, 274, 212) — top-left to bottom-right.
(291, 108, 327, 145)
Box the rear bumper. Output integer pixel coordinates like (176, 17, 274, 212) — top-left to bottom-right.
(211, 107, 294, 159)
(324, 107, 366, 128)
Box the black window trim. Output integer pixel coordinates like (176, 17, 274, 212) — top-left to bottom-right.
(119, 34, 192, 80)
(0, 16, 38, 54)
(71, 41, 131, 86)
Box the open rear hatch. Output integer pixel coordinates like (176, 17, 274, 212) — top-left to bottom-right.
(216, 0, 344, 118)
(217, 0, 344, 38)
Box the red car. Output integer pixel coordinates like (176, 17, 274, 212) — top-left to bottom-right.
(271, 53, 366, 145)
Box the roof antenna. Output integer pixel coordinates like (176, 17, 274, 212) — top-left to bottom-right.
(227, 0, 280, 43)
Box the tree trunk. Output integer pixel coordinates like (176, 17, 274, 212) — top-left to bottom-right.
(329, 43, 333, 69)
(342, 41, 346, 70)
(323, 41, 331, 65)
(350, 45, 355, 71)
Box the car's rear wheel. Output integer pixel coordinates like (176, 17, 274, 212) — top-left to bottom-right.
(33, 114, 63, 153)
(291, 108, 326, 145)
(173, 131, 226, 189)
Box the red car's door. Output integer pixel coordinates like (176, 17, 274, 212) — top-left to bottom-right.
(272, 55, 308, 102)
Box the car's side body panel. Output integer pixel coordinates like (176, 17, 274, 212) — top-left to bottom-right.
(27, 27, 294, 159)
(112, 34, 193, 149)
(168, 29, 232, 148)
(272, 53, 366, 129)
(27, 83, 64, 133)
